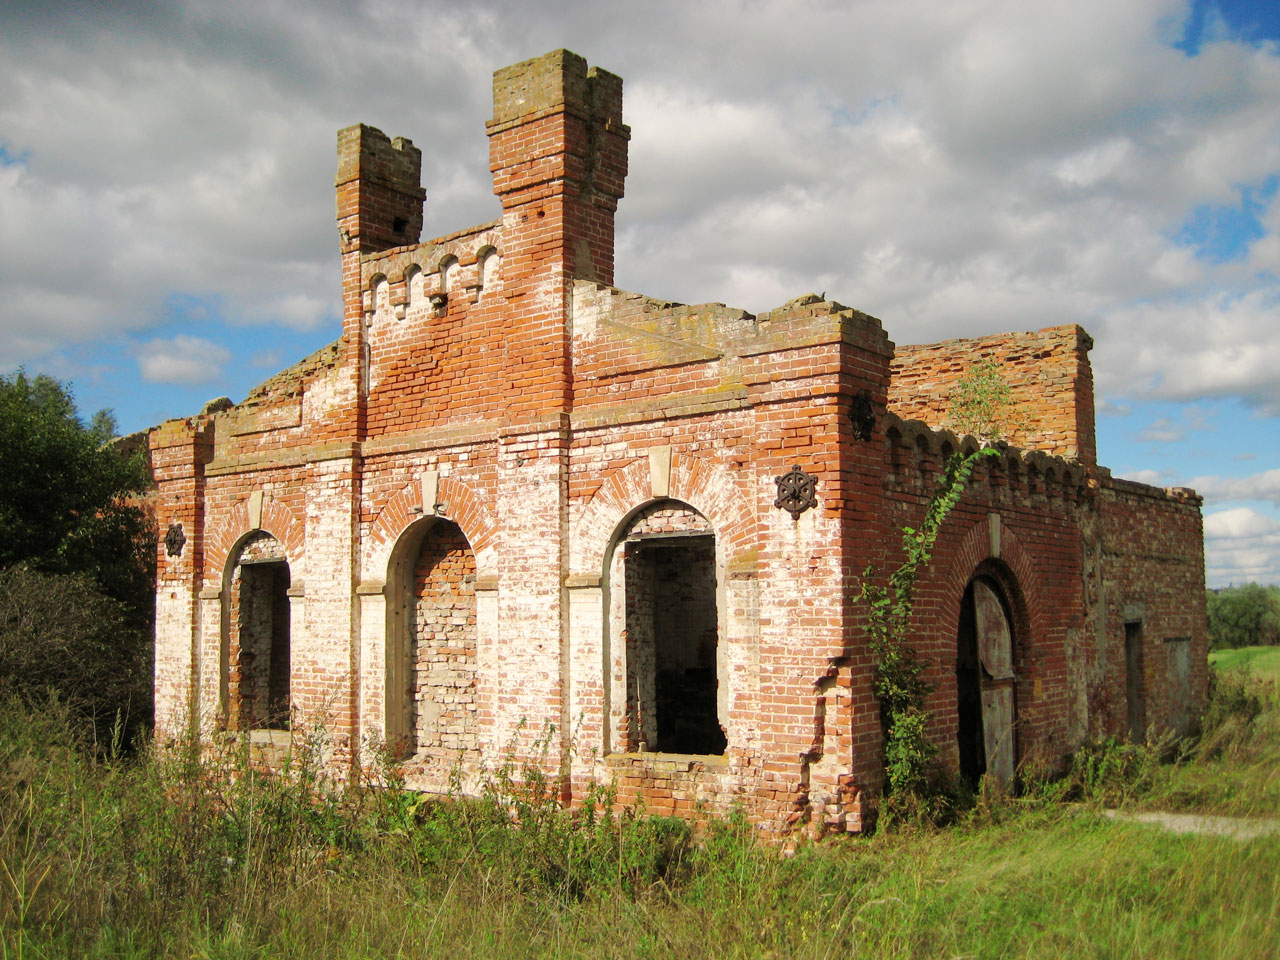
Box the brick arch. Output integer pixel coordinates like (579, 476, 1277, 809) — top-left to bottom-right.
(934, 516, 1044, 653)
(204, 495, 306, 589)
(571, 451, 755, 578)
(365, 475, 498, 580)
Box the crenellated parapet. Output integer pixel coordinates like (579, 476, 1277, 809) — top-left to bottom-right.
(878, 410, 1091, 504)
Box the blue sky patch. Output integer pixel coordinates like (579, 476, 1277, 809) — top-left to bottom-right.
(0, 145, 29, 167)
(56, 309, 340, 434)
(1175, 175, 1277, 263)
(1097, 395, 1277, 486)
(1175, 0, 1280, 55)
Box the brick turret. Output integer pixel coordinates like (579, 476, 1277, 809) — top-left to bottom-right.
(487, 49, 629, 287)
(336, 125, 426, 256)
(333, 125, 426, 437)
(485, 50, 629, 417)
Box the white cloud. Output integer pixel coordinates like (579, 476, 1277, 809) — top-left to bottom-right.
(1094, 289, 1280, 414)
(0, 0, 1276, 449)
(243, 293, 334, 331)
(1095, 396, 1132, 418)
(138, 336, 232, 384)
(1187, 468, 1280, 507)
(1135, 417, 1185, 443)
(1204, 506, 1280, 539)
(1054, 138, 1135, 189)
(1204, 507, 1280, 587)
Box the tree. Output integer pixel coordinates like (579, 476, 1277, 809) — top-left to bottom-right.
(0, 372, 155, 741)
(1206, 583, 1280, 650)
(0, 373, 153, 614)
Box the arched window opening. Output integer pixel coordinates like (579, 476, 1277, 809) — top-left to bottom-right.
(386, 518, 477, 759)
(914, 434, 931, 481)
(226, 531, 291, 731)
(956, 575, 1016, 787)
(610, 501, 725, 756)
(885, 426, 902, 475)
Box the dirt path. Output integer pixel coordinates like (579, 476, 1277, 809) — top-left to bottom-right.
(1102, 809, 1280, 840)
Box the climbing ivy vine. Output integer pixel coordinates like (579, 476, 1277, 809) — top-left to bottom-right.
(860, 449, 995, 798)
(861, 359, 1016, 802)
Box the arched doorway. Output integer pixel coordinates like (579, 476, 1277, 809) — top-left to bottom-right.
(956, 575, 1017, 786)
(224, 531, 291, 731)
(607, 500, 725, 756)
(386, 518, 478, 759)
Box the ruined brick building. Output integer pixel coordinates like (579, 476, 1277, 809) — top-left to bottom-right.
(150, 50, 1208, 833)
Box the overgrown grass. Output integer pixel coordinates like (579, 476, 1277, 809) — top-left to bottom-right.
(1042, 665, 1280, 819)
(2, 671, 1278, 959)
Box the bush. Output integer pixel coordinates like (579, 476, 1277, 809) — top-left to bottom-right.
(0, 565, 152, 746)
(0, 373, 155, 745)
(1060, 735, 1173, 806)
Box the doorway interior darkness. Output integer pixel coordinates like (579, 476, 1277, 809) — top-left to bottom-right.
(624, 532, 725, 756)
(230, 546, 291, 731)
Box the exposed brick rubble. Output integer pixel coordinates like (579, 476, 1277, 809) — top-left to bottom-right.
(149, 49, 1208, 836)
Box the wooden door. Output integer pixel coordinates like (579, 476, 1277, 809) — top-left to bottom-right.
(973, 579, 1016, 785)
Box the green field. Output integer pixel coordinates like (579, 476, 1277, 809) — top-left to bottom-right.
(2, 667, 1278, 959)
(1210, 644, 1280, 683)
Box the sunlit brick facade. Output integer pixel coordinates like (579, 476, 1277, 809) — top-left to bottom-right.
(149, 49, 1207, 834)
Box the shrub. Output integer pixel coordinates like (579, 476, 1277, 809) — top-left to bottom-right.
(0, 372, 155, 745)
(0, 564, 152, 746)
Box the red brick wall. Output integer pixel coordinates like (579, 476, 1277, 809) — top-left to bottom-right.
(875, 417, 1091, 778)
(1095, 477, 1208, 737)
(888, 325, 1096, 464)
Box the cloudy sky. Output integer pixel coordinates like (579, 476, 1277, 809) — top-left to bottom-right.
(1, 0, 1277, 586)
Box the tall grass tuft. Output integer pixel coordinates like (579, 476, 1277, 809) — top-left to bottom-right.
(1, 668, 1277, 958)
